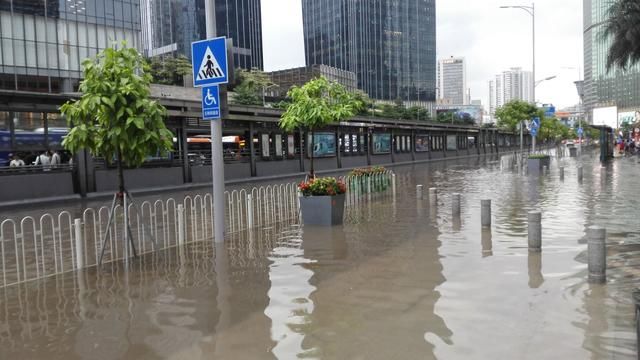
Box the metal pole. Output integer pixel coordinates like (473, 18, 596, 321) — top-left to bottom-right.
(528, 211, 542, 252)
(74, 218, 84, 270)
(532, 2, 536, 105)
(206, 0, 225, 243)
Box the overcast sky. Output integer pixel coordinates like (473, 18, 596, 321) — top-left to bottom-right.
(261, 0, 583, 109)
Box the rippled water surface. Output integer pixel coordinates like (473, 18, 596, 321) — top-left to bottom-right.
(1, 150, 638, 359)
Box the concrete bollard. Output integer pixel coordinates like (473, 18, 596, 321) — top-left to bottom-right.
(632, 289, 640, 358)
(452, 193, 461, 217)
(247, 194, 254, 229)
(578, 166, 584, 182)
(559, 166, 564, 180)
(587, 226, 606, 283)
(429, 188, 437, 206)
(481, 200, 491, 228)
(392, 174, 397, 197)
(416, 185, 424, 199)
(543, 165, 548, 176)
(528, 211, 542, 252)
(74, 218, 84, 270)
(177, 204, 185, 246)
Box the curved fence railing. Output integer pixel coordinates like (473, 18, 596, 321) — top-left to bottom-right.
(0, 172, 396, 289)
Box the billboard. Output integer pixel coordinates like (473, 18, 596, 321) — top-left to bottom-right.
(592, 106, 618, 128)
(372, 133, 391, 154)
(308, 133, 336, 158)
(436, 105, 483, 124)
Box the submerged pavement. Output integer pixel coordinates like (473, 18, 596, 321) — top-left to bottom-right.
(0, 150, 638, 359)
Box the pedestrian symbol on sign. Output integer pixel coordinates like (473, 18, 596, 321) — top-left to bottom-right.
(197, 47, 225, 81)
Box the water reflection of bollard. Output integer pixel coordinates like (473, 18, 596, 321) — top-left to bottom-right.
(559, 166, 564, 180)
(481, 200, 491, 228)
(429, 188, 437, 206)
(578, 166, 584, 182)
(528, 252, 544, 289)
(481, 228, 493, 257)
(74, 218, 84, 270)
(600, 166, 607, 184)
(452, 193, 461, 217)
(528, 211, 542, 252)
(177, 204, 185, 246)
(587, 226, 606, 284)
(543, 165, 548, 176)
(416, 185, 424, 199)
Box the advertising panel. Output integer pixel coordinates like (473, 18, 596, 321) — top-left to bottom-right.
(260, 133, 270, 158)
(415, 135, 429, 152)
(308, 133, 336, 158)
(593, 106, 618, 128)
(372, 133, 391, 154)
(446, 135, 457, 150)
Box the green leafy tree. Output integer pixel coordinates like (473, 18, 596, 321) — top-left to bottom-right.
(147, 55, 192, 86)
(603, 0, 640, 71)
(232, 68, 275, 106)
(279, 77, 362, 176)
(61, 45, 173, 194)
(495, 100, 542, 132)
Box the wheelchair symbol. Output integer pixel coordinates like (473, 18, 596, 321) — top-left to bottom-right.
(204, 88, 217, 106)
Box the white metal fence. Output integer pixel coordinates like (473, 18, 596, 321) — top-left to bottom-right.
(0, 172, 396, 289)
(0, 182, 300, 288)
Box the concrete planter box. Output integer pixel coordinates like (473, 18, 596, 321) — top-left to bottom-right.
(527, 157, 550, 176)
(300, 194, 345, 226)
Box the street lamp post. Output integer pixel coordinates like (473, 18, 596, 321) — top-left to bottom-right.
(501, 3, 535, 155)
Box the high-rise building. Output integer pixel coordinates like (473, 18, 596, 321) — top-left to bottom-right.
(489, 67, 533, 116)
(0, 0, 142, 93)
(141, 0, 263, 70)
(437, 57, 467, 105)
(301, 0, 437, 104)
(583, 0, 640, 120)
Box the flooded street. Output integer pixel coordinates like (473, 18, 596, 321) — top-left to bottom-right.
(0, 150, 638, 359)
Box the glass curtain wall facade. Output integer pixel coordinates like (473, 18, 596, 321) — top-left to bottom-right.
(141, 0, 263, 70)
(0, 0, 141, 93)
(302, 0, 436, 103)
(584, 0, 640, 118)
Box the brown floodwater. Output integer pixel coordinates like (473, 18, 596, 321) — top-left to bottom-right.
(0, 150, 638, 359)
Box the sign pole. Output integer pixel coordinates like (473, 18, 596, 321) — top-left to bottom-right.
(205, 0, 225, 244)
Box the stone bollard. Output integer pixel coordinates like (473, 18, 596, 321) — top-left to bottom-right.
(481, 200, 491, 228)
(429, 188, 437, 206)
(177, 204, 186, 246)
(543, 165, 548, 176)
(528, 211, 542, 252)
(559, 166, 564, 180)
(452, 193, 461, 217)
(74, 218, 84, 271)
(416, 185, 424, 199)
(633, 289, 640, 359)
(587, 226, 606, 283)
(578, 166, 584, 182)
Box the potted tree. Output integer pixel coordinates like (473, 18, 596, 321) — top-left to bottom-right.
(61, 44, 173, 264)
(279, 77, 361, 226)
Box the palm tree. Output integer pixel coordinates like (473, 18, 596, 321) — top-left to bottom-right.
(603, 0, 640, 71)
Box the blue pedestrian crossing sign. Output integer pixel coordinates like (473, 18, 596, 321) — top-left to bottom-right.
(191, 37, 228, 87)
(202, 85, 221, 120)
(531, 127, 538, 137)
(532, 117, 541, 129)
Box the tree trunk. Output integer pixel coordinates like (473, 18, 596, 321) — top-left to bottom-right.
(116, 147, 126, 195)
(310, 130, 315, 178)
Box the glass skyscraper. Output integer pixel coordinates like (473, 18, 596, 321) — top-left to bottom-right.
(302, 0, 436, 103)
(141, 0, 263, 70)
(0, 0, 141, 93)
(584, 0, 640, 118)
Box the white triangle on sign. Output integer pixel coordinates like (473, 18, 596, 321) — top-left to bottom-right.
(197, 46, 225, 81)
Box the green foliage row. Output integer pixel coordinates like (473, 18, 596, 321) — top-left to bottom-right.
(146, 55, 192, 86)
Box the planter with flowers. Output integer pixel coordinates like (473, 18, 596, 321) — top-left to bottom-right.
(298, 177, 347, 226)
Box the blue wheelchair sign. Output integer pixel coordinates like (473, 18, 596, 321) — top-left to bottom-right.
(192, 37, 228, 87)
(531, 127, 538, 137)
(202, 85, 221, 120)
(578, 127, 584, 136)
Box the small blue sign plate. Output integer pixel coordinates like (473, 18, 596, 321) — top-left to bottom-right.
(531, 127, 538, 137)
(191, 37, 228, 87)
(202, 85, 221, 120)
(578, 127, 584, 136)
(532, 117, 541, 129)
